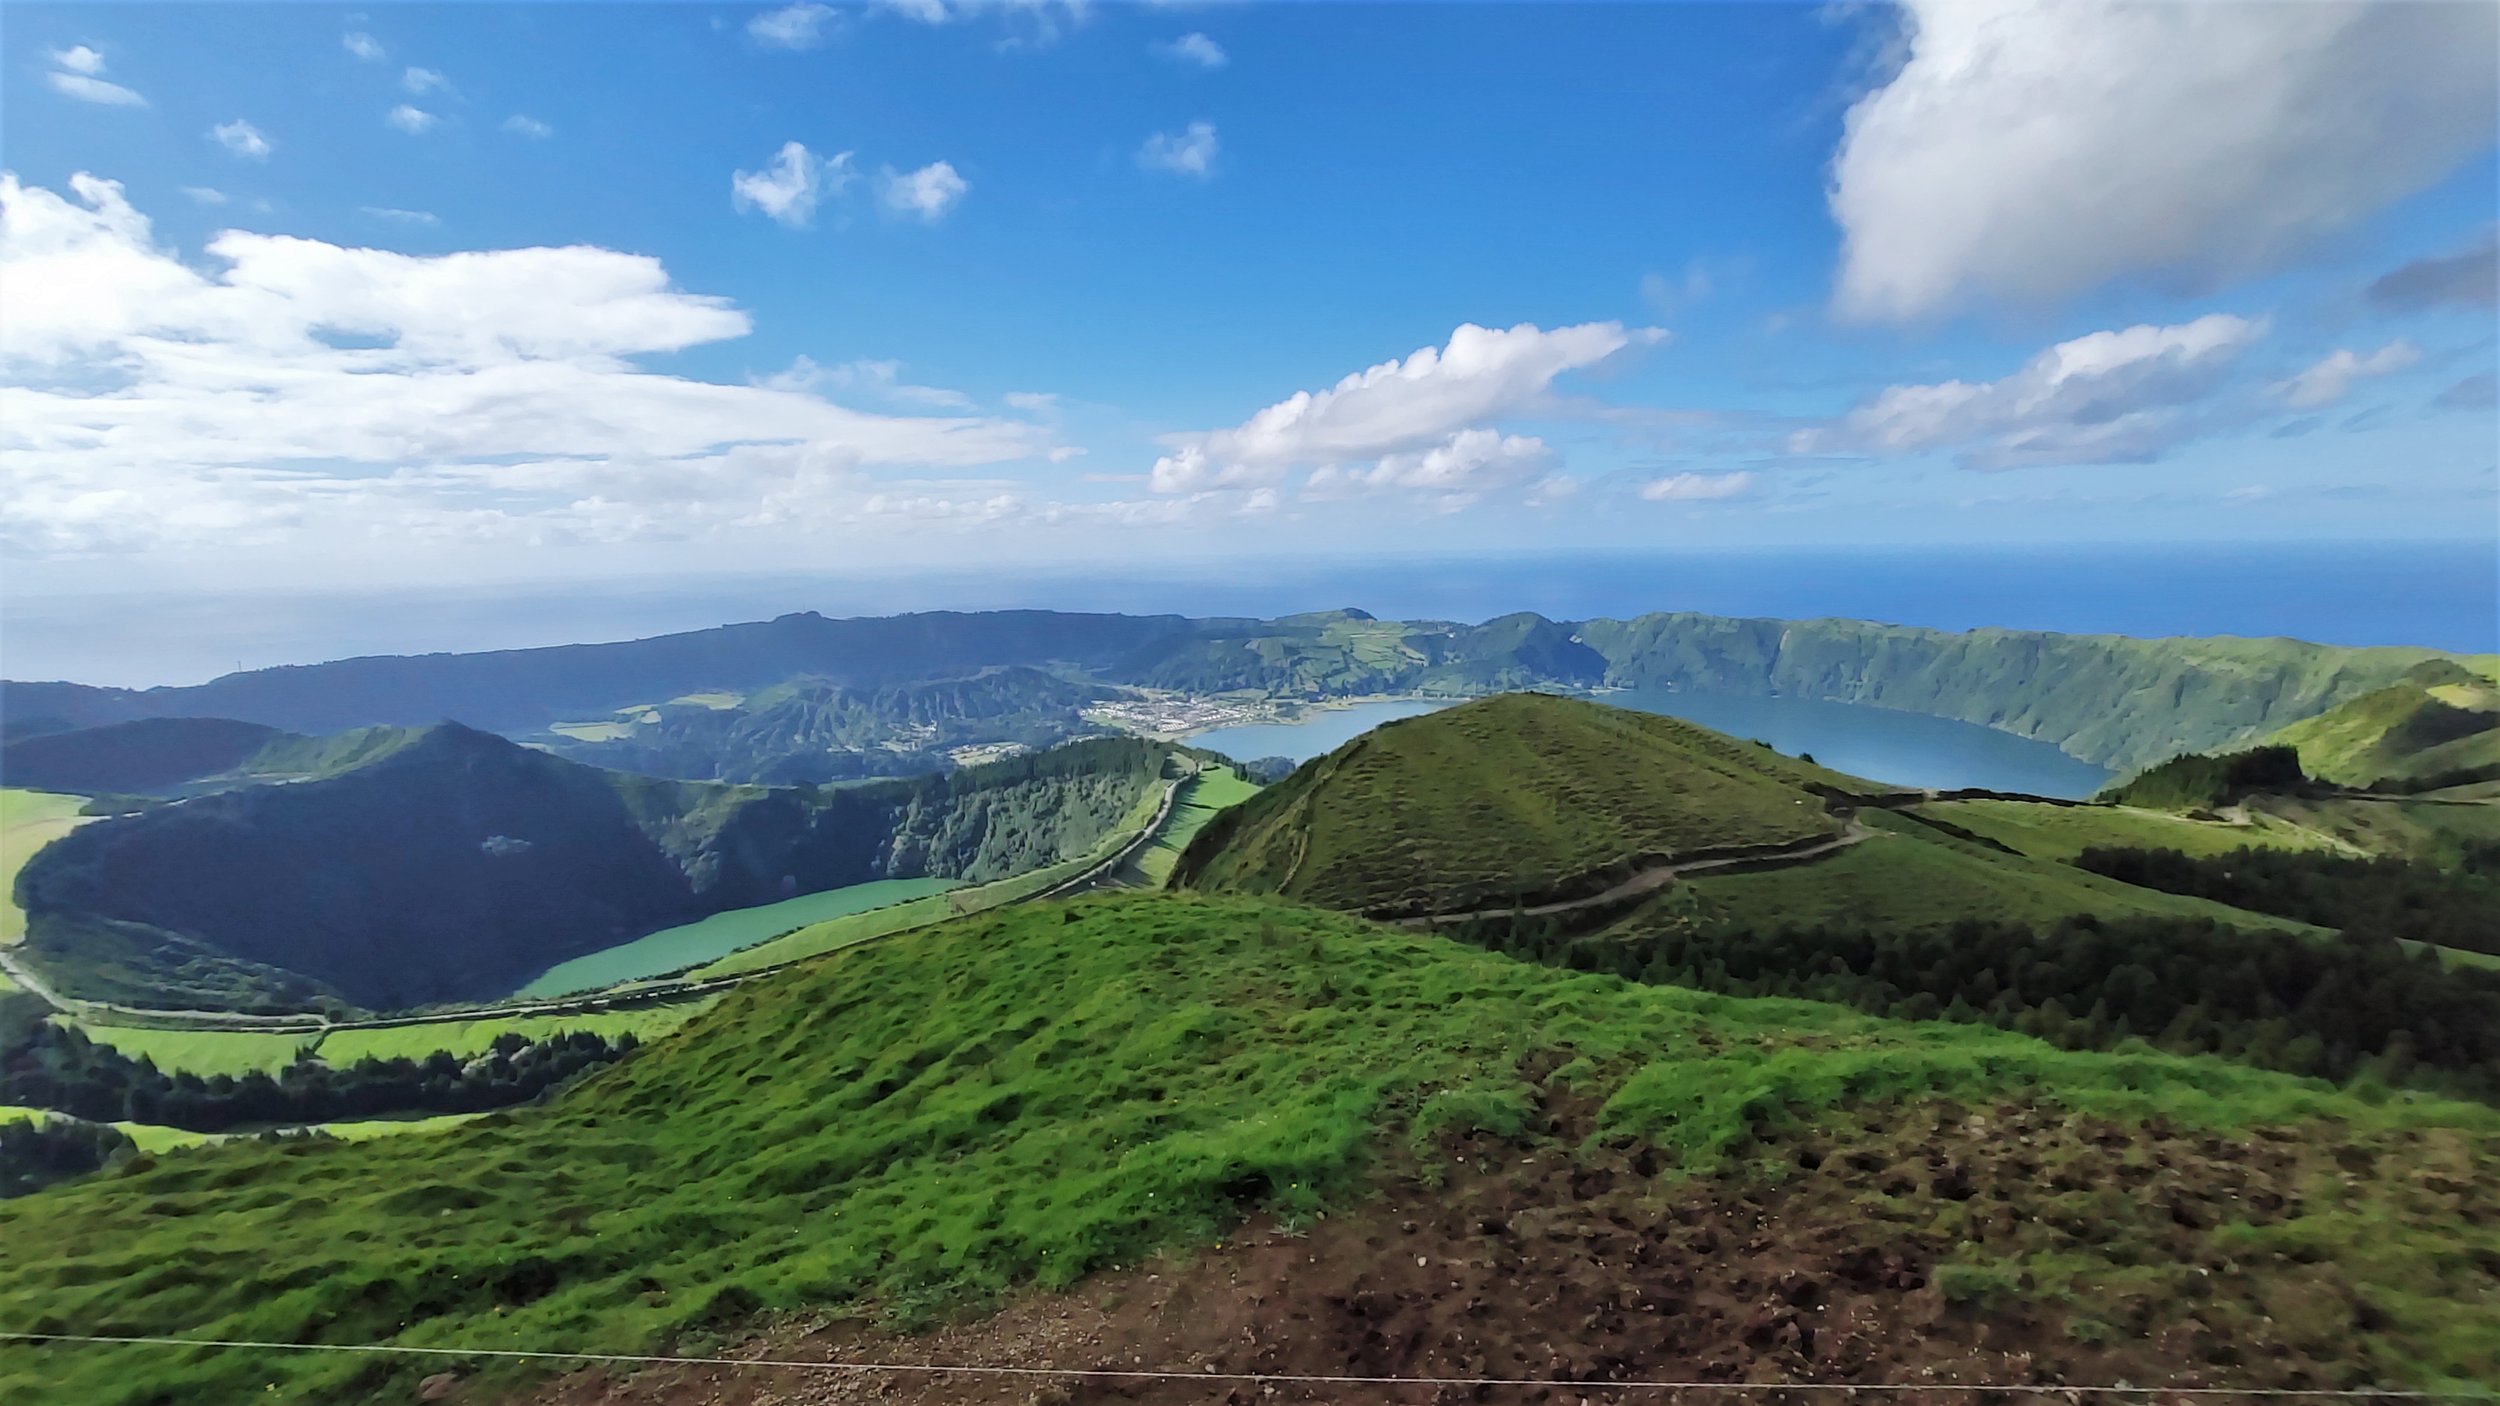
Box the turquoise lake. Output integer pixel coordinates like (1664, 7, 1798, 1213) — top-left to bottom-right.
(1190, 691, 2112, 800)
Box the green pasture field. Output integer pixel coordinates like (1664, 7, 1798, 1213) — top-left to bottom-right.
(65, 1024, 318, 1078)
(1, 788, 91, 944)
(1121, 765, 1260, 888)
(1913, 797, 2336, 863)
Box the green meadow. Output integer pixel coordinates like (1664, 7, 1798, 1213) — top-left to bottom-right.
(65, 1025, 318, 1078)
(6, 892, 2497, 1403)
(516, 878, 963, 996)
(1914, 797, 2337, 862)
(1121, 764, 1260, 887)
(0, 788, 91, 945)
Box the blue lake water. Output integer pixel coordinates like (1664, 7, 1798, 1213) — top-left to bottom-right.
(1191, 691, 2111, 799)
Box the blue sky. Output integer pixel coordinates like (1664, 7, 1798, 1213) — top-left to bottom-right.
(2, 0, 2495, 596)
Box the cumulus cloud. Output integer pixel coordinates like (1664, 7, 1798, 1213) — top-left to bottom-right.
(210, 119, 271, 160)
(402, 66, 449, 95)
(879, 162, 969, 222)
(1156, 33, 1226, 68)
(1150, 321, 1653, 495)
(732, 142, 856, 227)
(1138, 121, 1218, 179)
(1830, 0, 2500, 320)
(180, 186, 227, 205)
(503, 114, 554, 139)
(343, 31, 385, 61)
(1638, 471, 1755, 502)
(0, 174, 1053, 558)
(45, 47, 145, 106)
(1795, 314, 2266, 469)
(386, 105, 438, 135)
(2369, 230, 2499, 312)
(2278, 341, 2420, 409)
(1303, 429, 1555, 510)
(748, 2, 841, 49)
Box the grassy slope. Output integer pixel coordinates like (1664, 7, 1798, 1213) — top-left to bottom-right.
(1652, 810, 2316, 936)
(1913, 797, 2338, 863)
(2263, 663, 2500, 787)
(2252, 793, 2500, 861)
(1121, 764, 1261, 888)
(1185, 694, 1871, 915)
(7, 892, 2499, 1403)
(0, 788, 90, 945)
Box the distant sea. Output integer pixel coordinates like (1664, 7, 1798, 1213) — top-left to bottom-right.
(5, 540, 2491, 689)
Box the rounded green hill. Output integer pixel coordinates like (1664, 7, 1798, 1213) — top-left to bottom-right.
(1176, 692, 1885, 916)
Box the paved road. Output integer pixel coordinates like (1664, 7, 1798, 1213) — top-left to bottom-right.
(1395, 818, 1873, 928)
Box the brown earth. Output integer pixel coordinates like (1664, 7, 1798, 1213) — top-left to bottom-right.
(492, 1098, 2480, 1406)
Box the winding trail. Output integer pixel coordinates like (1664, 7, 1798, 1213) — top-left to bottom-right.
(1394, 817, 1874, 928)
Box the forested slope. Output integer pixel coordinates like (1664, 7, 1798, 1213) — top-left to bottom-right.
(14, 727, 1168, 1011)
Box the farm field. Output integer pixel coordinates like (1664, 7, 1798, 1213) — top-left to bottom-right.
(1913, 797, 2337, 862)
(1651, 810, 2319, 937)
(1119, 765, 1260, 887)
(0, 788, 90, 944)
(59, 1003, 714, 1078)
(516, 878, 963, 997)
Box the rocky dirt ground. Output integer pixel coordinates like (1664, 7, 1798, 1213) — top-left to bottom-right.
(489, 1097, 2486, 1406)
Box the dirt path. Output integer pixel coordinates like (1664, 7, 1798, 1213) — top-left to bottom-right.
(1397, 819, 1873, 928)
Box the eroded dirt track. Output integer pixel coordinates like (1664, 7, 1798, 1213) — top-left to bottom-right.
(496, 1097, 2487, 1406)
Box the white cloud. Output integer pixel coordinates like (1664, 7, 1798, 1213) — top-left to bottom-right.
(2278, 341, 2420, 409)
(342, 31, 385, 62)
(180, 187, 228, 206)
(732, 142, 856, 227)
(210, 120, 272, 160)
(386, 105, 438, 135)
(48, 72, 147, 107)
(880, 0, 954, 21)
(879, 161, 969, 222)
(1004, 391, 1059, 414)
(1830, 0, 2500, 321)
(748, 2, 841, 49)
(359, 206, 442, 226)
(402, 66, 449, 95)
(1302, 429, 1555, 511)
(1638, 471, 1755, 502)
(767, 356, 975, 410)
(503, 114, 554, 140)
(0, 174, 1053, 558)
(1156, 33, 1226, 68)
(1138, 121, 1218, 179)
(1796, 313, 2266, 469)
(48, 45, 106, 76)
(1151, 320, 1654, 492)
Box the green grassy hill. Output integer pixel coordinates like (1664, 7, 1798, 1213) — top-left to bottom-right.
(1177, 693, 1878, 915)
(5, 891, 2498, 1403)
(2264, 660, 2500, 789)
(15, 729, 1170, 1012)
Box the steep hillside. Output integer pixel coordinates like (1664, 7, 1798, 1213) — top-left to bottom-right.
(0, 718, 291, 795)
(544, 666, 1120, 783)
(4, 894, 2496, 1405)
(1577, 613, 2473, 773)
(14, 728, 1168, 1011)
(1177, 693, 1881, 915)
(2265, 659, 2500, 788)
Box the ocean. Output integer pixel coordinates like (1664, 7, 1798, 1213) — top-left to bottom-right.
(4, 540, 2490, 689)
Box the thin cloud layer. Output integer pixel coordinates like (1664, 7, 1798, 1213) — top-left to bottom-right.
(0, 174, 1051, 556)
(1797, 314, 2266, 469)
(1831, 0, 2500, 320)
